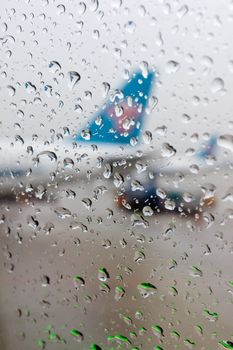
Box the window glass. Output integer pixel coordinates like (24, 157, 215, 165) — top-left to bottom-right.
(0, 1, 233, 349)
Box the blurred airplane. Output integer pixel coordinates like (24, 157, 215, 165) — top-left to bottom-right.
(0, 66, 227, 211)
(0, 69, 156, 200)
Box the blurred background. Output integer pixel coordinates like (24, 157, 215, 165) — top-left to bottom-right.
(0, 0, 233, 349)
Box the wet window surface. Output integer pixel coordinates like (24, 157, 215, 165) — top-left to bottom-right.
(0, 0, 233, 349)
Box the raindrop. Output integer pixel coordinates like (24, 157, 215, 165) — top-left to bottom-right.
(211, 77, 224, 93)
(48, 60, 61, 73)
(103, 163, 112, 179)
(113, 172, 124, 188)
(137, 282, 157, 298)
(142, 206, 153, 216)
(102, 82, 110, 97)
(82, 198, 92, 210)
(115, 286, 125, 301)
(124, 21, 136, 33)
(25, 81, 36, 93)
(98, 267, 109, 281)
(89, 0, 99, 12)
(218, 134, 233, 152)
(70, 329, 84, 342)
(63, 157, 74, 168)
(7, 85, 15, 96)
(108, 335, 131, 348)
(161, 143, 176, 158)
(134, 250, 145, 263)
(165, 60, 180, 74)
(146, 96, 158, 114)
(77, 2, 86, 15)
(35, 185, 46, 199)
(56, 4, 66, 15)
(152, 324, 164, 337)
(90, 345, 102, 350)
(41, 275, 50, 287)
(164, 199, 176, 211)
(139, 61, 149, 78)
(81, 129, 91, 140)
(219, 340, 233, 349)
(182, 113, 191, 123)
(73, 276, 85, 289)
(37, 151, 57, 162)
(143, 130, 152, 144)
(68, 71, 81, 89)
(190, 266, 203, 277)
(131, 214, 149, 228)
(177, 4, 189, 18)
(54, 207, 71, 218)
(131, 180, 144, 191)
(203, 309, 218, 322)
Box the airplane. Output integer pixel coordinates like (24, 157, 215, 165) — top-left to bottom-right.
(0, 66, 227, 212)
(0, 68, 156, 202)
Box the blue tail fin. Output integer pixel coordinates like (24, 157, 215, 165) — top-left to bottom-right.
(197, 134, 218, 160)
(75, 70, 155, 145)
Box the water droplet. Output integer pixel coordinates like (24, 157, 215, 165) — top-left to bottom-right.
(115, 286, 125, 301)
(177, 4, 189, 18)
(54, 207, 71, 219)
(164, 199, 176, 211)
(211, 77, 224, 93)
(103, 163, 112, 179)
(73, 276, 85, 289)
(70, 221, 88, 231)
(156, 188, 167, 199)
(218, 134, 233, 152)
(90, 344, 102, 350)
(56, 4, 66, 15)
(137, 282, 157, 298)
(89, 0, 99, 12)
(139, 61, 149, 78)
(161, 143, 176, 158)
(25, 81, 36, 93)
(152, 324, 164, 337)
(219, 340, 233, 349)
(134, 250, 145, 263)
(169, 286, 178, 296)
(131, 180, 144, 191)
(146, 95, 158, 115)
(107, 335, 131, 345)
(37, 151, 57, 162)
(165, 60, 180, 74)
(77, 2, 86, 15)
(7, 85, 15, 96)
(98, 267, 109, 281)
(184, 339, 195, 349)
(182, 113, 191, 123)
(142, 206, 153, 216)
(143, 131, 152, 144)
(131, 214, 149, 228)
(102, 82, 110, 97)
(82, 198, 92, 210)
(68, 71, 81, 89)
(70, 329, 84, 342)
(63, 157, 74, 168)
(41, 275, 50, 287)
(190, 266, 203, 277)
(113, 172, 124, 188)
(48, 60, 61, 73)
(195, 325, 203, 336)
(124, 21, 136, 33)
